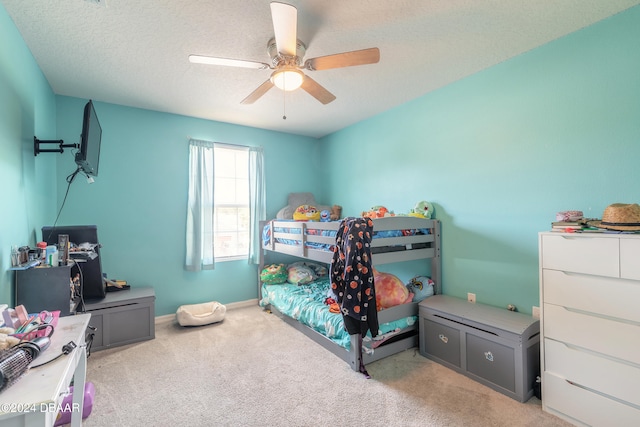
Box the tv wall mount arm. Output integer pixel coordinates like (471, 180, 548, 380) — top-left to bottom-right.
(34, 137, 79, 156)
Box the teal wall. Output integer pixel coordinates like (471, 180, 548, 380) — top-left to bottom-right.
(53, 97, 321, 316)
(0, 3, 57, 306)
(3, 4, 639, 317)
(321, 6, 640, 313)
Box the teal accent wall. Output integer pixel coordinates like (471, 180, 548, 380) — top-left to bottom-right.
(0, 4, 57, 306)
(54, 97, 320, 316)
(320, 6, 640, 313)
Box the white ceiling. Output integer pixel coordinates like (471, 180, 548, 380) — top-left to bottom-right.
(3, 0, 639, 138)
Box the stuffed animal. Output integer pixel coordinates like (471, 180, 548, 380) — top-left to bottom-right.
(320, 210, 331, 222)
(406, 275, 435, 302)
(293, 205, 321, 221)
(408, 201, 434, 219)
(362, 205, 395, 219)
(373, 268, 413, 310)
(330, 205, 342, 221)
(0, 326, 19, 350)
(287, 264, 316, 285)
(260, 264, 288, 284)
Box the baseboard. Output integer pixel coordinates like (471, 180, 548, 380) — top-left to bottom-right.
(155, 298, 259, 324)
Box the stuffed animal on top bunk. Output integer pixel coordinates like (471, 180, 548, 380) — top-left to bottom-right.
(330, 205, 342, 221)
(408, 200, 434, 219)
(260, 264, 288, 285)
(293, 205, 321, 221)
(373, 268, 413, 310)
(361, 205, 395, 219)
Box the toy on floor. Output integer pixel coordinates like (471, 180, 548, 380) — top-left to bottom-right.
(176, 301, 226, 326)
(54, 382, 95, 426)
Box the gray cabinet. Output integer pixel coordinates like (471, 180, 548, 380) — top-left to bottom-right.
(419, 295, 540, 402)
(83, 286, 155, 351)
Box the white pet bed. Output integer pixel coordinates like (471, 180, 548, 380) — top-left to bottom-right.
(176, 301, 226, 326)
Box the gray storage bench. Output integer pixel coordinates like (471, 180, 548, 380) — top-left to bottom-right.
(419, 295, 540, 402)
(83, 286, 155, 351)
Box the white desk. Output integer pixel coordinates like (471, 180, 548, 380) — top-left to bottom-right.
(0, 313, 91, 427)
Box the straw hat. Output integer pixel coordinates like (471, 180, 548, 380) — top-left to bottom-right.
(589, 203, 640, 231)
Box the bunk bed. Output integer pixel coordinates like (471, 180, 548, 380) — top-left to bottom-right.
(258, 216, 441, 372)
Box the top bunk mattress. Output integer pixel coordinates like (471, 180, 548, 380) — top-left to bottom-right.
(262, 216, 439, 265)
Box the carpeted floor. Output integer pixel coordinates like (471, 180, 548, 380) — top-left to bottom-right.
(82, 304, 571, 427)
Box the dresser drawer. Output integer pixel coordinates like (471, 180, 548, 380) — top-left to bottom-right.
(540, 234, 619, 277)
(544, 338, 640, 407)
(542, 269, 640, 323)
(543, 372, 640, 427)
(620, 238, 640, 280)
(543, 303, 640, 365)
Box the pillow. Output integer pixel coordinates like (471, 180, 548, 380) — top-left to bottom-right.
(406, 275, 435, 302)
(289, 261, 328, 277)
(276, 192, 332, 219)
(287, 264, 316, 285)
(374, 268, 411, 310)
(260, 264, 288, 284)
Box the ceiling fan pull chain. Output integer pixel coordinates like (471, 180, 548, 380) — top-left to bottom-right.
(282, 85, 287, 120)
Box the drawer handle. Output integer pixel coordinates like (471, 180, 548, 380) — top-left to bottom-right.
(484, 351, 494, 362)
(438, 334, 448, 344)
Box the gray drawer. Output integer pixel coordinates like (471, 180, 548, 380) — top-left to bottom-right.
(421, 319, 461, 368)
(467, 334, 516, 393)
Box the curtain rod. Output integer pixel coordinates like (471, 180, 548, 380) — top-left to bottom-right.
(187, 137, 262, 150)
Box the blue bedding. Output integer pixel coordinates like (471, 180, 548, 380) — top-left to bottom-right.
(262, 220, 430, 251)
(259, 277, 417, 351)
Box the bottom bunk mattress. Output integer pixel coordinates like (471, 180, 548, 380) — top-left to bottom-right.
(259, 278, 418, 352)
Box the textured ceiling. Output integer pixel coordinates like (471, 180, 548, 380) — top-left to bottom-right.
(3, 0, 639, 138)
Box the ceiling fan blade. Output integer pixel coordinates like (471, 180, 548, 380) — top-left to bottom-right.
(241, 79, 275, 104)
(189, 55, 270, 70)
(300, 75, 336, 105)
(270, 2, 297, 56)
(304, 47, 380, 71)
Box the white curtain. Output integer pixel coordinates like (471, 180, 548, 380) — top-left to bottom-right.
(248, 146, 266, 264)
(185, 139, 215, 271)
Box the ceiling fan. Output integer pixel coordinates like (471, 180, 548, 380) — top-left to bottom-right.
(189, 2, 380, 105)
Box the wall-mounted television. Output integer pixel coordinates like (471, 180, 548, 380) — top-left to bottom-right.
(75, 100, 102, 177)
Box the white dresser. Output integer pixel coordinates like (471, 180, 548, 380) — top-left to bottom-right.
(539, 232, 640, 426)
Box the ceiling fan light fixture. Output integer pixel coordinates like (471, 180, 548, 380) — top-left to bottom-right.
(270, 68, 304, 91)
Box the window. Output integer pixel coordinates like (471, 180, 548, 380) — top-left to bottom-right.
(186, 139, 265, 271)
(213, 146, 249, 260)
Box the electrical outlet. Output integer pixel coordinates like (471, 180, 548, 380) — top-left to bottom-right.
(467, 293, 476, 303)
(532, 306, 540, 319)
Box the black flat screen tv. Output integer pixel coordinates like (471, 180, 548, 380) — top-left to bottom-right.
(75, 100, 102, 177)
(42, 225, 106, 300)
